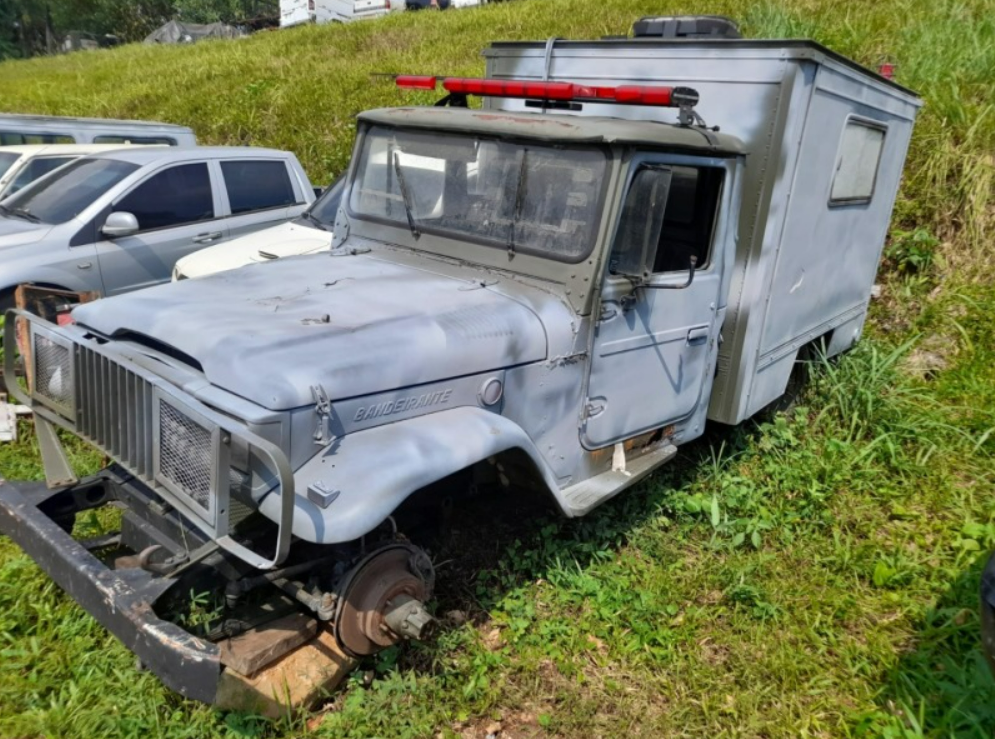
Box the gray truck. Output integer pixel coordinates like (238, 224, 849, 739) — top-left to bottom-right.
(0, 19, 921, 710)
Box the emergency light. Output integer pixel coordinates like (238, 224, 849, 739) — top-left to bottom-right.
(395, 75, 700, 109)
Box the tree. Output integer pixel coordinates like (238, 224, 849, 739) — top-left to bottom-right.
(0, 0, 278, 60)
(173, 0, 277, 24)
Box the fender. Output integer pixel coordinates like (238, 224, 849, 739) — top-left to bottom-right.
(258, 406, 564, 544)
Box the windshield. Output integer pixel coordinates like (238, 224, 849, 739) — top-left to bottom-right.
(0, 151, 18, 180)
(9, 155, 76, 194)
(2, 157, 138, 224)
(349, 125, 607, 262)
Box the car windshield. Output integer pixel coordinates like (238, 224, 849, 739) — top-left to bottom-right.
(9, 155, 77, 194)
(0, 151, 18, 179)
(349, 125, 608, 262)
(2, 157, 139, 224)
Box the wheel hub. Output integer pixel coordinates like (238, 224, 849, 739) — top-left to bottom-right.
(334, 544, 435, 657)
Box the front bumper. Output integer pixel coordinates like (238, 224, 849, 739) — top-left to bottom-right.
(0, 477, 222, 703)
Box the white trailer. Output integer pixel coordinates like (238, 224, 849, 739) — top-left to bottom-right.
(280, 0, 396, 26)
(484, 21, 922, 423)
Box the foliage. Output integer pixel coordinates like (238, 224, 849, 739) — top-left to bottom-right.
(0, 0, 278, 58)
(173, 0, 277, 24)
(0, 0, 994, 737)
(886, 228, 941, 275)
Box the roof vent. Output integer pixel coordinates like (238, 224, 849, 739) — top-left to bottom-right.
(632, 15, 741, 39)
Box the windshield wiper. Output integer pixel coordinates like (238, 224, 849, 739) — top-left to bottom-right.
(507, 150, 529, 258)
(0, 204, 41, 223)
(299, 210, 331, 232)
(392, 151, 420, 241)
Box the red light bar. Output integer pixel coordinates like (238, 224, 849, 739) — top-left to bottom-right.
(436, 77, 695, 108)
(395, 75, 438, 90)
(615, 85, 673, 106)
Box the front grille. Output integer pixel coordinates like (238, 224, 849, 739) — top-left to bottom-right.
(16, 314, 293, 566)
(76, 345, 155, 481)
(157, 397, 213, 511)
(34, 334, 73, 416)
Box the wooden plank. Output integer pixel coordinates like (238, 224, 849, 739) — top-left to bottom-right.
(219, 613, 318, 677)
(216, 629, 357, 717)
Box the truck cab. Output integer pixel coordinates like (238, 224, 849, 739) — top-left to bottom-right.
(337, 104, 743, 461)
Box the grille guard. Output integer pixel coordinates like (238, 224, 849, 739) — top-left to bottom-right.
(4, 309, 295, 570)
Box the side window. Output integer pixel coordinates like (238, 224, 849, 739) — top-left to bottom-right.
(652, 166, 723, 273)
(0, 132, 75, 145)
(220, 160, 299, 214)
(830, 119, 886, 204)
(10, 156, 76, 193)
(93, 135, 177, 145)
(115, 163, 214, 232)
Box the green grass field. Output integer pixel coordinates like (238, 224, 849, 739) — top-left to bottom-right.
(1, 0, 994, 736)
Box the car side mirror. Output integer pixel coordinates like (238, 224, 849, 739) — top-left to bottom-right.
(642, 255, 698, 290)
(101, 211, 139, 238)
(313, 187, 324, 198)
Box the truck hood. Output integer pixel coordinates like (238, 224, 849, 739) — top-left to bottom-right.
(0, 216, 54, 247)
(73, 252, 548, 410)
(173, 220, 332, 280)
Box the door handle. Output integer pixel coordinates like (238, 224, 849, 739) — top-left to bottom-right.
(687, 327, 710, 346)
(192, 232, 223, 244)
(76, 262, 92, 270)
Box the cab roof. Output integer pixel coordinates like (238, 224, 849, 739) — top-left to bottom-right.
(358, 106, 746, 157)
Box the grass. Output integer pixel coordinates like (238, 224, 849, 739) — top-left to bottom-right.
(1, 0, 994, 736)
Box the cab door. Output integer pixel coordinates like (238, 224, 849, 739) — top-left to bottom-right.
(582, 157, 727, 449)
(93, 161, 228, 296)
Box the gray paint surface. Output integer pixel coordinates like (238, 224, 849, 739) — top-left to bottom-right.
(75, 249, 548, 410)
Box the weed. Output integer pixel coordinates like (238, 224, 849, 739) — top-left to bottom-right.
(886, 228, 940, 275)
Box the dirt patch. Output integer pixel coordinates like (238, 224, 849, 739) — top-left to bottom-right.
(698, 638, 730, 666)
(452, 710, 545, 739)
(900, 333, 959, 379)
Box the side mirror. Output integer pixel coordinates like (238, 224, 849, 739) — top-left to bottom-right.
(313, 187, 324, 198)
(643, 255, 698, 290)
(101, 211, 139, 238)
